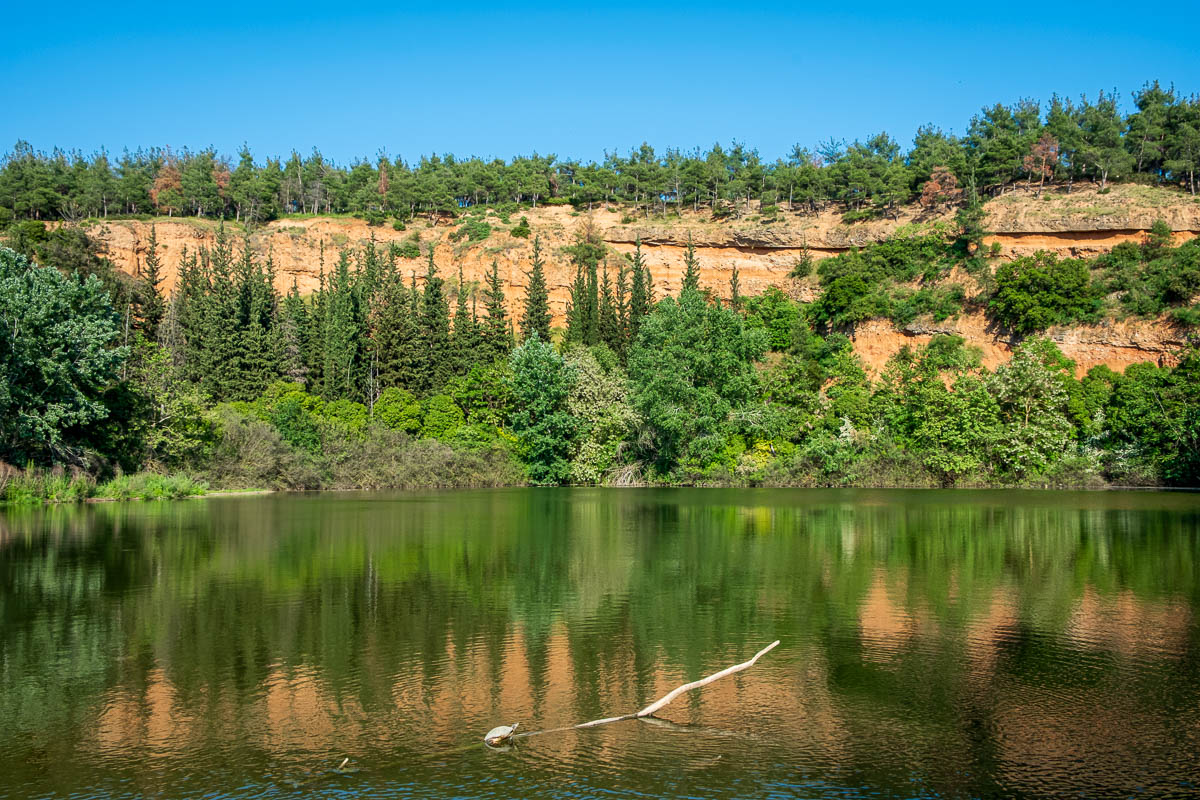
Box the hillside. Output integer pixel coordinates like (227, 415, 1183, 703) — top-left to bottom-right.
(80, 183, 1200, 376)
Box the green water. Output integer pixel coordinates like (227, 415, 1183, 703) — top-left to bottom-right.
(1, 488, 1199, 799)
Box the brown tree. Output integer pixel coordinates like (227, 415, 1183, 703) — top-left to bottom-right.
(919, 166, 961, 208)
(1023, 133, 1060, 195)
(150, 162, 184, 216)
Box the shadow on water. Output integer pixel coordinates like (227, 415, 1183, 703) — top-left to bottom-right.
(1, 488, 1199, 798)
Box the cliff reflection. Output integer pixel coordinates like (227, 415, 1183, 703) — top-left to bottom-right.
(1, 488, 1198, 798)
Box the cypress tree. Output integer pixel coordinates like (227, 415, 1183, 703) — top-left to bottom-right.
(305, 264, 327, 394)
(729, 264, 742, 311)
(520, 235, 552, 343)
(451, 263, 481, 375)
(138, 224, 166, 340)
(191, 224, 241, 400)
(681, 232, 701, 295)
(323, 249, 363, 399)
(564, 230, 604, 345)
(628, 239, 650, 343)
(615, 258, 630, 343)
(418, 246, 451, 393)
(565, 262, 590, 344)
(229, 238, 282, 399)
(280, 279, 309, 383)
(482, 259, 512, 361)
(598, 265, 622, 355)
(374, 268, 416, 389)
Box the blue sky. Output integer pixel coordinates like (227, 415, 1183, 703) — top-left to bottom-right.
(3, 1, 1198, 165)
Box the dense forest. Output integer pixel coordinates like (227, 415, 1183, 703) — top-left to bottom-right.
(2, 81, 1200, 227)
(1, 206, 1197, 499)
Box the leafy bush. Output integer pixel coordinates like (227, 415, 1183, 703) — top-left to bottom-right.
(744, 287, 801, 350)
(322, 429, 520, 489)
(420, 394, 465, 441)
(0, 247, 128, 466)
(396, 233, 421, 259)
(199, 406, 320, 489)
(510, 216, 531, 238)
(509, 334, 576, 484)
(810, 233, 956, 329)
(989, 252, 1100, 333)
(1099, 232, 1200, 316)
(373, 387, 422, 432)
(449, 217, 492, 243)
(890, 284, 966, 326)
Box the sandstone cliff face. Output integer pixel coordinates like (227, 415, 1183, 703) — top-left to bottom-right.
(852, 313, 1188, 377)
(79, 183, 1199, 376)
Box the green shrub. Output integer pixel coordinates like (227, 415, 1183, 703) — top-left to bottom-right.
(396, 233, 421, 259)
(199, 406, 320, 489)
(744, 287, 801, 350)
(420, 394, 465, 440)
(841, 208, 878, 223)
(989, 252, 1100, 333)
(448, 217, 492, 243)
(510, 216, 531, 238)
(1100, 234, 1200, 316)
(1170, 304, 1200, 327)
(373, 387, 423, 432)
(890, 284, 966, 326)
(323, 398, 368, 432)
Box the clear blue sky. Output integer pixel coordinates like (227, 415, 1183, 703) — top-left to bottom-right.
(3, 1, 1198, 165)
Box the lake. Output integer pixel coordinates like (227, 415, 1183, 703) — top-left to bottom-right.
(1, 488, 1199, 799)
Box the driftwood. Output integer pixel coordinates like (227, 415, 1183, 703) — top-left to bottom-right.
(518, 640, 780, 736)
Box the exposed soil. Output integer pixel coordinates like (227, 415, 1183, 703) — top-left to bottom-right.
(75, 183, 1200, 375)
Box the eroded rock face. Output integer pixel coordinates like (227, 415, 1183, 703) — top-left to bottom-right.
(854, 313, 1186, 377)
(76, 184, 1198, 375)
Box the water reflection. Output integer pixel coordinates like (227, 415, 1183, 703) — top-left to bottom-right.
(1, 489, 1199, 799)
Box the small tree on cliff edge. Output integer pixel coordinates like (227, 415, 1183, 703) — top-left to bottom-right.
(681, 232, 701, 295)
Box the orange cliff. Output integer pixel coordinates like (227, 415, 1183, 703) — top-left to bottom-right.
(78, 183, 1199, 377)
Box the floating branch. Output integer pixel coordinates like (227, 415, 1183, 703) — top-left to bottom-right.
(510, 640, 781, 738)
(633, 639, 780, 719)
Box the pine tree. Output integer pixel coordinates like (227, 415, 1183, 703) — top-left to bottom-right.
(482, 259, 513, 361)
(681, 232, 701, 295)
(564, 230, 604, 345)
(138, 224, 166, 340)
(728, 264, 742, 311)
(520, 235, 552, 343)
(418, 245, 451, 393)
(566, 262, 590, 344)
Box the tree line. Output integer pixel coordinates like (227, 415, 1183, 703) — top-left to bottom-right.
(3, 81, 1199, 227)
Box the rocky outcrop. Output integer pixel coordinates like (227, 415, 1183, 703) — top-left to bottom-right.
(852, 313, 1188, 376)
